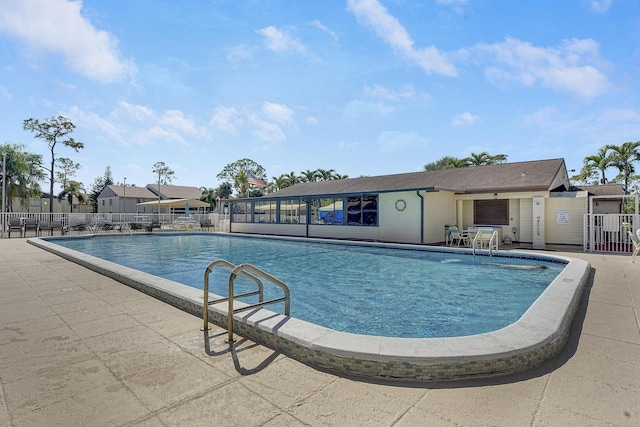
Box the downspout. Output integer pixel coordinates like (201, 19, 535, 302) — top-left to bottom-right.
(305, 198, 310, 238)
(416, 190, 424, 244)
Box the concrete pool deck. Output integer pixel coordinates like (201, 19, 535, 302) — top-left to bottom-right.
(1, 238, 639, 426)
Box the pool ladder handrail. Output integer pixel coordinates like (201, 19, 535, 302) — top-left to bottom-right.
(472, 229, 499, 258)
(201, 259, 290, 344)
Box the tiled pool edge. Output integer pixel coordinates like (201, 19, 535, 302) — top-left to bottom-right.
(28, 236, 591, 382)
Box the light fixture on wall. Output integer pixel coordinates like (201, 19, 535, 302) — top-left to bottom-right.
(493, 193, 498, 199)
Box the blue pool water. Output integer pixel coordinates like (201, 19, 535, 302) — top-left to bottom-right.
(53, 234, 565, 338)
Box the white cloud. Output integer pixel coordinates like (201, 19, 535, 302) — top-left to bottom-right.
(346, 0, 457, 76)
(262, 102, 294, 124)
(376, 131, 428, 153)
(0, 0, 135, 82)
(343, 100, 394, 119)
(210, 106, 243, 134)
(0, 85, 11, 100)
(160, 110, 197, 135)
(451, 112, 480, 127)
(248, 114, 287, 142)
(69, 102, 198, 146)
(476, 37, 610, 99)
(435, 0, 468, 5)
(257, 26, 306, 53)
(226, 45, 253, 63)
(310, 20, 338, 41)
(305, 116, 319, 125)
(210, 103, 297, 142)
(67, 106, 125, 144)
(590, 0, 612, 14)
(364, 84, 415, 101)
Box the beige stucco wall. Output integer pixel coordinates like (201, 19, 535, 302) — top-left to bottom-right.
(545, 195, 588, 245)
(423, 191, 457, 244)
(378, 191, 423, 244)
(228, 188, 591, 247)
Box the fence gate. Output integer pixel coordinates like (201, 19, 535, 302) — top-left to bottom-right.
(584, 195, 639, 253)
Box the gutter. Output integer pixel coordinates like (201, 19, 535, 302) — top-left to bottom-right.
(416, 190, 424, 244)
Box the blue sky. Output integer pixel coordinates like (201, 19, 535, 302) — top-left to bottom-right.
(1, 0, 639, 192)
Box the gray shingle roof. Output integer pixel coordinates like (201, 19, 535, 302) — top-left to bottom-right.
(265, 158, 567, 199)
(574, 184, 625, 196)
(106, 185, 157, 198)
(146, 184, 202, 199)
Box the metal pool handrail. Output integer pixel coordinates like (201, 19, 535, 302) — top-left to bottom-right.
(202, 259, 264, 330)
(472, 229, 499, 258)
(201, 259, 291, 344)
(227, 263, 290, 343)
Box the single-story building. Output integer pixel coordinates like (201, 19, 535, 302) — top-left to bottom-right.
(226, 158, 634, 249)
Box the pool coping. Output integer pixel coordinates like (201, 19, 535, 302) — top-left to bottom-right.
(28, 233, 591, 381)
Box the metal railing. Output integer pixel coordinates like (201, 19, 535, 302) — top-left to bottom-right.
(201, 259, 290, 344)
(472, 229, 498, 258)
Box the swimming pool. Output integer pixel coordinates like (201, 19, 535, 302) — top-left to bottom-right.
(50, 234, 564, 338)
(30, 233, 591, 381)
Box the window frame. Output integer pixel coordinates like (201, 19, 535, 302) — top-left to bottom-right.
(473, 199, 509, 225)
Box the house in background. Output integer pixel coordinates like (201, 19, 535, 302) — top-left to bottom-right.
(21, 193, 91, 214)
(96, 185, 157, 213)
(97, 184, 202, 213)
(226, 158, 633, 250)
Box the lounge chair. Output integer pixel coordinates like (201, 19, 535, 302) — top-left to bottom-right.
(39, 220, 65, 236)
(199, 217, 213, 231)
(51, 220, 66, 235)
(628, 231, 640, 263)
(146, 215, 161, 231)
(23, 218, 39, 237)
(38, 220, 52, 236)
(8, 218, 23, 238)
(449, 225, 469, 247)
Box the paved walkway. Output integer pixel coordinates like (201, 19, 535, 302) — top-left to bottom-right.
(0, 238, 638, 426)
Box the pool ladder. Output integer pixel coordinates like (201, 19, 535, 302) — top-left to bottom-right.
(201, 259, 290, 344)
(472, 229, 499, 259)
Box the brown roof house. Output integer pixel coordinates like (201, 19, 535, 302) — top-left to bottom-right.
(226, 158, 601, 249)
(97, 184, 202, 214)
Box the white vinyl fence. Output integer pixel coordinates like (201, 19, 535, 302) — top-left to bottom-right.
(0, 212, 229, 238)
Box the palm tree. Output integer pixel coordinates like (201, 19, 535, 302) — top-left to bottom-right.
(282, 171, 300, 186)
(272, 176, 292, 191)
(235, 170, 249, 197)
(316, 168, 336, 181)
(467, 152, 492, 166)
(583, 146, 613, 185)
(0, 143, 44, 211)
(424, 156, 469, 170)
(200, 187, 217, 211)
(570, 166, 598, 186)
(333, 173, 349, 180)
(300, 169, 319, 183)
(57, 179, 86, 212)
(605, 141, 640, 193)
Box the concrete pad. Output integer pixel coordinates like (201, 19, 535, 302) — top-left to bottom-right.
(1, 238, 639, 425)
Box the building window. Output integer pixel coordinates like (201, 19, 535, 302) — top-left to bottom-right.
(313, 198, 343, 224)
(232, 201, 250, 223)
(254, 201, 276, 223)
(474, 199, 509, 225)
(348, 195, 378, 225)
(279, 199, 304, 223)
